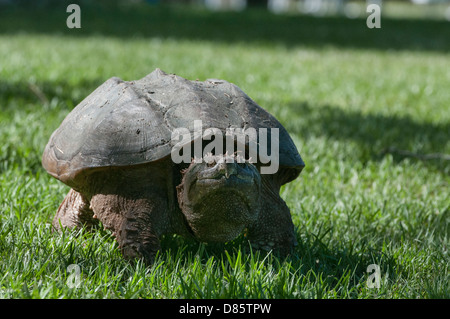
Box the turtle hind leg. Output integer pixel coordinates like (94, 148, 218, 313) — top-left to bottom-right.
(52, 188, 98, 232)
(246, 175, 298, 256)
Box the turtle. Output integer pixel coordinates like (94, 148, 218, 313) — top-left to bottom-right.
(42, 68, 305, 263)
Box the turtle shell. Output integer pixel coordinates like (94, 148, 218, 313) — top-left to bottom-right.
(42, 69, 304, 187)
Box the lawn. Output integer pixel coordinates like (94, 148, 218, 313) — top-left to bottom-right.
(0, 2, 449, 299)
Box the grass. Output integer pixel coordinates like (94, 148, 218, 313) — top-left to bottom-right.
(0, 2, 449, 299)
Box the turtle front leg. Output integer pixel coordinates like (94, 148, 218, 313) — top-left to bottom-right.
(52, 188, 98, 231)
(89, 193, 166, 264)
(246, 176, 297, 256)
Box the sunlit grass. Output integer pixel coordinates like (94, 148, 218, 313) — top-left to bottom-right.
(0, 3, 448, 299)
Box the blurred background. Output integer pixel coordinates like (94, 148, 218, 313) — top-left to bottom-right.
(1, 0, 450, 19)
(1, 0, 449, 47)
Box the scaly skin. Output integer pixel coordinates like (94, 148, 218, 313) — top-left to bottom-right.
(52, 188, 98, 231)
(177, 154, 262, 243)
(246, 174, 298, 255)
(52, 155, 297, 263)
(52, 161, 188, 263)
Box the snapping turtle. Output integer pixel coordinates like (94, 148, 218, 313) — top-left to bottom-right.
(42, 69, 305, 263)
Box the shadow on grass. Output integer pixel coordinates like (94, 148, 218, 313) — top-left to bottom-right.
(50, 215, 403, 297)
(0, 79, 103, 175)
(158, 232, 398, 298)
(0, 79, 103, 111)
(1, 80, 448, 174)
(0, 3, 449, 52)
(281, 101, 450, 173)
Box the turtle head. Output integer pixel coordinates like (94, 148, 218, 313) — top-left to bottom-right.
(176, 154, 261, 242)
